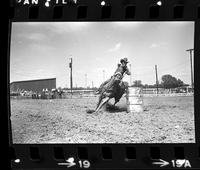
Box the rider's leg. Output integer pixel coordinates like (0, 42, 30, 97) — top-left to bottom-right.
(95, 77, 112, 94)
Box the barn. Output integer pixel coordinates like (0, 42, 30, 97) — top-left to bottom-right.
(10, 78, 56, 93)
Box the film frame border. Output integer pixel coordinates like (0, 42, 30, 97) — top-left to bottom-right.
(7, 0, 200, 169)
(9, 0, 200, 21)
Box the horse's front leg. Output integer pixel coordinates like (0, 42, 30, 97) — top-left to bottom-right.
(95, 95, 103, 110)
(94, 96, 110, 113)
(113, 100, 118, 106)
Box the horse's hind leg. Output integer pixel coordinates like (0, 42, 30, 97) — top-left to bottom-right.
(95, 96, 109, 113)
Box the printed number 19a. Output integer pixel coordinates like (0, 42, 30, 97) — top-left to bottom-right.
(78, 160, 91, 168)
(171, 160, 191, 168)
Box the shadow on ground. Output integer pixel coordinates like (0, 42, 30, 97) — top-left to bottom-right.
(105, 102, 127, 112)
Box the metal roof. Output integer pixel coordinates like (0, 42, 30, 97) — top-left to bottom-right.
(10, 78, 56, 84)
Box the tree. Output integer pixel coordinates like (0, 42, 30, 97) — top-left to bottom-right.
(132, 80, 143, 87)
(177, 79, 184, 87)
(161, 74, 185, 89)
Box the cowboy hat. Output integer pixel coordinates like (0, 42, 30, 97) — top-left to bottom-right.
(120, 58, 129, 63)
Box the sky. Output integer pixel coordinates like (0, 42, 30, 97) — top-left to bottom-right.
(10, 22, 194, 88)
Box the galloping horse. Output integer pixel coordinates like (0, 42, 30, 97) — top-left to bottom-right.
(93, 74, 128, 113)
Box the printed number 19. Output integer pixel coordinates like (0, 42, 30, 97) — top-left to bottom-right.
(78, 160, 91, 168)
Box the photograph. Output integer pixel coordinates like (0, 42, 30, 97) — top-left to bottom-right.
(10, 21, 195, 143)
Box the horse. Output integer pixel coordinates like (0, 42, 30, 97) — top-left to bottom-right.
(91, 74, 128, 113)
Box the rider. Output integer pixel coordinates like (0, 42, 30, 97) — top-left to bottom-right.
(114, 57, 131, 80)
(95, 58, 131, 94)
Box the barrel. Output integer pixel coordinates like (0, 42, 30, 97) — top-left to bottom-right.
(126, 87, 143, 112)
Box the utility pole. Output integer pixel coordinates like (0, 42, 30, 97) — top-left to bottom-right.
(186, 49, 194, 91)
(69, 57, 73, 95)
(155, 65, 159, 94)
(92, 81, 94, 89)
(85, 74, 87, 89)
(103, 70, 105, 82)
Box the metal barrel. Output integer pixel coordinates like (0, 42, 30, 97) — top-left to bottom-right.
(126, 87, 143, 112)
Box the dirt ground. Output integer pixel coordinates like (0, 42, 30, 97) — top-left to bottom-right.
(10, 96, 195, 143)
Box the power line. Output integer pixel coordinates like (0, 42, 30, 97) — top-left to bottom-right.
(135, 63, 188, 78)
(133, 62, 188, 77)
(158, 62, 188, 73)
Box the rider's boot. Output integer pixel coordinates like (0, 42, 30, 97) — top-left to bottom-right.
(94, 89, 100, 95)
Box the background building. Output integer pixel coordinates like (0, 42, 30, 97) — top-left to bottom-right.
(10, 78, 56, 93)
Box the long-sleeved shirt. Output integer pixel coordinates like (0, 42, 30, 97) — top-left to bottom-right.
(114, 64, 131, 78)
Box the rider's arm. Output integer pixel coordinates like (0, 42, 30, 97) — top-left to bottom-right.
(126, 67, 131, 75)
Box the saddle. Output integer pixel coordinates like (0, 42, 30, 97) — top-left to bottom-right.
(98, 75, 121, 97)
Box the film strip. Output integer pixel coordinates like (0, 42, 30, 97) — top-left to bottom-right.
(9, 144, 200, 169)
(6, 0, 200, 169)
(8, 0, 200, 20)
